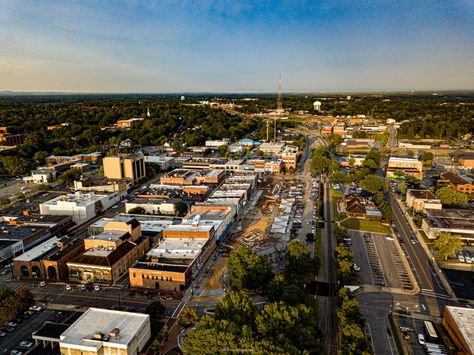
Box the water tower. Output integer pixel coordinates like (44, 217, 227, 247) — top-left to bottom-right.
(313, 100, 321, 111)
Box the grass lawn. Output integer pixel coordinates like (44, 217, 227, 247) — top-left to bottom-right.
(341, 218, 391, 234)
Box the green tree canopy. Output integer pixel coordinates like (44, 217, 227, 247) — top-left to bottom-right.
(433, 232, 464, 260)
(359, 174, 386, 193)
(227, 248, 274, 291)
(174, 201, 188, 216)
(215, 291, 257, 328)
(436, 187, 468, 205)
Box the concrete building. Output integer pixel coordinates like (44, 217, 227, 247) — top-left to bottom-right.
(59, 308, 151, 355)
(144, 155, 175, 171)
(259, 142, 285, 155)
(406, 190, 442, 212)
(103, 154, 146, 184)
(13, 236, 84, 280)
(439, 172, 474, 194)
(74, 178, 128, 193)
(0, 225, 52, 263)
(281, 152, 297, 171)
(39, 192, 121, 226)
(67, 220, 149, 284)
(386, 157, 423, 179)
(23, 169, 57, 184)
(313, 101, 321, 111)
(160, 169, 197, 185)
(442, 306, 474, 354)
(116, 117, 144, 129)
(422, 209, 474, 241)
(458, 155, 474, 169)
(205, 138, 230, 148)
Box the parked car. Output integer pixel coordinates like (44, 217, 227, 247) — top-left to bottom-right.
(0, 331, 6, 337)
(39, 281, 46, 287)
(19, 341, 33, 348)
(93, 285, 100, 292)
(410, 238, 416, 245)
(353, 263, 360, 271)
(10, 350, 22, 355)
(418, 333, 425, 345)
(458, 255, 466, 263)
(80, 285, 86, 291)
(65, 284, 72, 291)
(386, 237, 394, 241)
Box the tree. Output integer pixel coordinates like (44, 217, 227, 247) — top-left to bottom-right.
(433, 232, 464, 260)
(255, 301, 321, 353)
(227, 248, 274, 290)
(286, 240, 317, 276)
(128, 206, 146, 214)
(179, 307, 199, 328)
(359, 174, 386, 193)
(420, 151, 434, 163)
(34, 151, 48, 162)
(215, 292, 257, 327)
(174, 201, 188, 216)
(0, 199, 10, 206)
(436, 187, 468, 205)
(145, 301, 165, 318)
(306, 233, 315, 242)
(0, 156, 29, 175)
(397, 181, 407, 193)
(57, 169, 80, 185)
(393, 169, 405, 177)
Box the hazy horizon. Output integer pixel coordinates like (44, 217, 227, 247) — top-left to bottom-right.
(1, 1, 473, 92)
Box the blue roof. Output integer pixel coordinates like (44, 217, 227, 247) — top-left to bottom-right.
(240, 138, 254, 143)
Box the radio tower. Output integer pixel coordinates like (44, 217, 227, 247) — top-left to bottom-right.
(277, 73, 283, 114)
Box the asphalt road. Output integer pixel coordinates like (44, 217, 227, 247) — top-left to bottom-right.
(389, 193, 447, 297)
(0, 308, 56, 354)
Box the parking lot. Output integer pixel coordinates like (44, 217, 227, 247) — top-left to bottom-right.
(349, 231, 413, 290)
(0, 307, 82, 355)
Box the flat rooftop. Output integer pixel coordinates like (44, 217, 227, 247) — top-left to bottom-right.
(33, 322, 71, 341)
(445, 306, 474, 352)
(0, 225, 48, 241)
(388, 157, 421, 163)
(14, 237, 60, 262)
(148, 237, 208, 260)
(42, 192, 107, 207)
(407, 189, 438, 199)
(87, 230, 129, 243)
(59, 308, 149, 349)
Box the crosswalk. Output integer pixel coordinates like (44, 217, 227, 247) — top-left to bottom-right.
(419, 288, 452, 301)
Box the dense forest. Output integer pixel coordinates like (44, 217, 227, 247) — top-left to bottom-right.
(232, 93, 474, 141)
(0, 96, 259, 174)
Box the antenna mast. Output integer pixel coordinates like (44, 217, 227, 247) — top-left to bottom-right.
(277, 73, 283, 113)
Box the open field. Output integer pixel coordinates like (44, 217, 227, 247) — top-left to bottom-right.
(341, 218, 391, 234)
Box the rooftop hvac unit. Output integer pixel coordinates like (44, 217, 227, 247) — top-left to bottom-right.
(109, 328, 120, 337)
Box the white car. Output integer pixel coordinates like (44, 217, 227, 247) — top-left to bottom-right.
(29, 306, 42, 312)
(353, 263, 360, 271)
(19, 341, 33, 348)
(80, 285, 86, 291)
(39, 281, 46, 287)
(65, 284, 72, 291)
(10, 350, 23, 355)
(418, 333, 425, 345)
(386, 237, 394, 241)
(458, 255, 466, 263)
(93, 285, 100, 292)
(465, 256, 473, 264)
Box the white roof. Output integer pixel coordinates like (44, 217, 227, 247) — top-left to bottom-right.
(60, 308, 149, 350)
(388, 157, 421, 163)
(165, 223, 213, 233)
(445, 306, 474, 352)
(14, 237, 59, 262)
(42, 192, 107, 207)
(148, 237, 208, 259)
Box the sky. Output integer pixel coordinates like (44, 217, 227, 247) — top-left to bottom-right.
(0, 0, 473, 93)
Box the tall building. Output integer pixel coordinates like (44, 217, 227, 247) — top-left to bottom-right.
(103, 154, 146, 184)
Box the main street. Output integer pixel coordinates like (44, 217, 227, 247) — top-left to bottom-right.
(389, 193, 448, 300)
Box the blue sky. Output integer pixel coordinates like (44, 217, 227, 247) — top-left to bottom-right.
(0, 0, 473, 92)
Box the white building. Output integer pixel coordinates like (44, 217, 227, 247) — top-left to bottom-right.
(23, 169, 57, 184)
(39, 192, 120, 225)
(125, 199, 176, 215)
(59, 308, 151, 355)
(259, 142, 285, 155)
(313, 101, 322, 111)
(205, 139, 230, 148)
